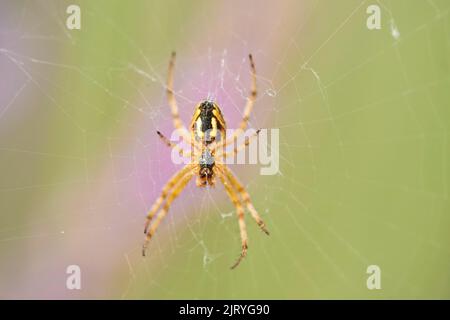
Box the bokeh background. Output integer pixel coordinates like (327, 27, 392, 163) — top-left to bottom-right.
(0, 0, 449, 299)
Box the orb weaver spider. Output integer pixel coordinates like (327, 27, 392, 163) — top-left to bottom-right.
(142, 52, 269, 269)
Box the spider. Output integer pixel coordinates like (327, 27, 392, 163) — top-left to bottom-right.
(142, 52, 269, 269)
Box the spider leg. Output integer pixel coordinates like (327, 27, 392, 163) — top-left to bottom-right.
(220, 54, 257, 149)
(218, 164, 269, 235)
(166, 51, 191, 142)
(156, 130, 195, 159)
(143, 168, 195, 256)
(143, 164, 194, 235)
(216, 129, 260, 160)
(215, 167, 248, 269)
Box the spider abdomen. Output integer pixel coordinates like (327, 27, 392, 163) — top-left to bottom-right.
(191, 100, 226, 144)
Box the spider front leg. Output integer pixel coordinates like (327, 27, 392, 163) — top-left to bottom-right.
(215, 167, 248, 269)
(143, 164, 194, 235)
(220, 165, 270, 235)
(143, 167, 196, 255)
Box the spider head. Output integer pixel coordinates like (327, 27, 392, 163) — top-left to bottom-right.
(199, 167, 213, 178)
(191, 100, 226, 144)
(198, 166, 215, 187)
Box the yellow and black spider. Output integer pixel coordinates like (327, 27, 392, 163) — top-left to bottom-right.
(142, 52, 269, 269)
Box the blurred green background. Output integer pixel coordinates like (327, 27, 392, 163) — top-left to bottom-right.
(0, 0, 449, 299)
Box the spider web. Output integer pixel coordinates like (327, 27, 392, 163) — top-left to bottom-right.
(0, 0, 449, 299)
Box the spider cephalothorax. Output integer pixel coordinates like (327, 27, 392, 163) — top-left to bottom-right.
(143, 52, 269, 269)
(198, 148, 215, 186)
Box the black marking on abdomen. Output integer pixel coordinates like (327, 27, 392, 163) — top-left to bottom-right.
(199, 101, 215, 132)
